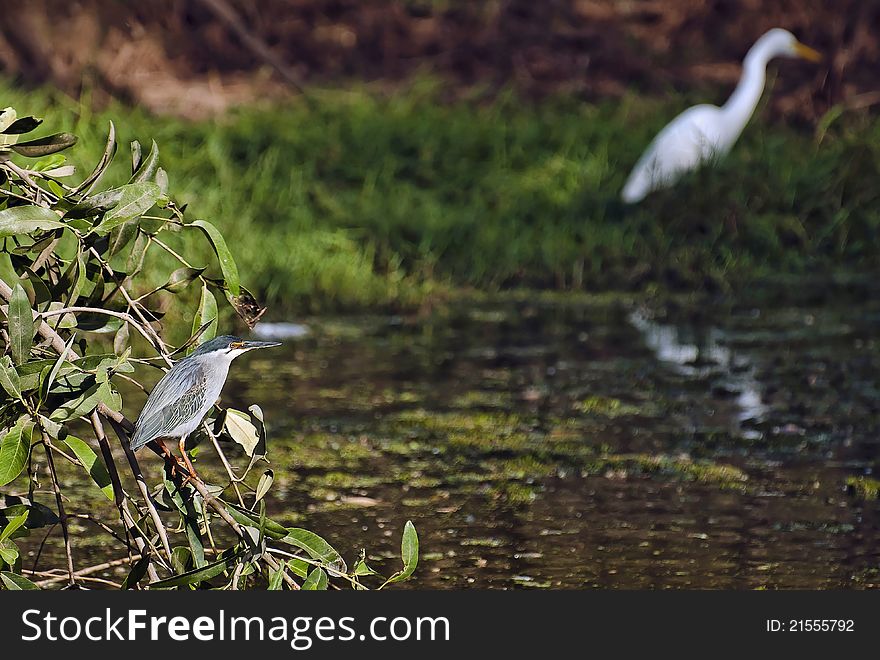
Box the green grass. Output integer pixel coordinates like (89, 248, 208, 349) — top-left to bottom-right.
(4, 78, 880, 313)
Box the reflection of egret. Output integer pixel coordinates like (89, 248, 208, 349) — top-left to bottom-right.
(621, 29, 821, 204)
(629, 310, 767, 425)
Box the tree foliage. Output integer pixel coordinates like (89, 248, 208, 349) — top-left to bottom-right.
(0, 106, 417, 590)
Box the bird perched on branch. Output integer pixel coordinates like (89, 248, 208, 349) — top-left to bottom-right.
(621, 28, 821, 204)
(131, 335, 281, 481)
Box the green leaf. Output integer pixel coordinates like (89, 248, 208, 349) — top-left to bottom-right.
(185, 510, 206, 569)
(0, 355, 22, 400)
(163, 266, 204, 294)
(281, 528, 347, 574)
(223, 409, 260, 457)
(130, 139, 159, 184)
(0, 252, 22, 292)
(400, 520, 419, 573)
(150, 550, 242, 589)
(352, 550, 380, 578)
(0, 500, 58, 528)
(121, 554, 151, 590)
(286, 558, 309, 579)
(113, 323, 130, 356)
(224, 503, 288, 540)
(36, 416, 62, 440)
(0, 418, 31, 487)
(267, 566, 285, 590)
(61, 435, 114, 501)
(161, 476, 206, 569)
(42, 334, 75, 399)
(0, 205, 65, 237)
(246, 404, 268, 459)
(97, 381, 122, 412)
(191, 220, 240, 296)
(130, 140, 142, 174)
(66, 187, 125, 219)
(17, 266, 51, 306)
(72, 121, 116, 197)
(125, 230, 149, 277)
(171, 546, 192, 575)
(7, 283, 33, 365)
(49, 381, 103, 422)
(11, 132, 78, 157)
(52, 251, 85, 307)
(155, 167, 169, 195)
(301, 567, 329, 591)
(46, 179, 65, 198)
(0, 571, 39, 590)
(32, 154, 66, 171)
(191, 284, 218, 350)
(41, 302, 76, 329)
(108, 220, 140, 257)
(380, 521, 418, 587)
(0, 511, 28, 543)
(93, 182, 161, 233)
(0, 542, 19, 566)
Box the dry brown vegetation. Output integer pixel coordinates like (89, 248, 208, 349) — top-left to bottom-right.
(0, 1, 875, 119)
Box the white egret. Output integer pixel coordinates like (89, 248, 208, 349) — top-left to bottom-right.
(621, 28, 821, 204)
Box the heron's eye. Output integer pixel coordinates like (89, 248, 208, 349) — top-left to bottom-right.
(229, 341, 244, 350)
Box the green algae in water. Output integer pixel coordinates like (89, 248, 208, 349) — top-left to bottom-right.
(574, 396, 642, 418)
(846, 476, 880, 500)
(392, 409, 527, 435)
(582, 453, 750, 491)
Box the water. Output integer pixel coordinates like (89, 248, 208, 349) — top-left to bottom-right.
(226, 281, 879, 588)
(19, 281, 880, 588)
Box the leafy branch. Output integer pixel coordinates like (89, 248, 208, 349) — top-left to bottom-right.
(0, 106, 417, 590)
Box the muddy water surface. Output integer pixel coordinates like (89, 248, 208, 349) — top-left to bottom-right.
(21, 282, 880, 589)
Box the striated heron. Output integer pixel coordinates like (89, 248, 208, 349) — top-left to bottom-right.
(131, 335, 281, 480)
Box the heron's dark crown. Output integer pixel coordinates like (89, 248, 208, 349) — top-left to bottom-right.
(190, 335, 244, 356)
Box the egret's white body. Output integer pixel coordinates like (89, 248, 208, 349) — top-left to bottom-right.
(621, 29, 821, 204)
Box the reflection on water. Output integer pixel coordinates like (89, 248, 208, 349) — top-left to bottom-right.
(629, 309, 768, 426)
(251, 321, 310, 340)
(23, 285, 880, 589)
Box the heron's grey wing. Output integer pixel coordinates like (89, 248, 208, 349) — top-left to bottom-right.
(131, 359, 208, 450)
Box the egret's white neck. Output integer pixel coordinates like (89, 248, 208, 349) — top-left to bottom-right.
(720, 40, 775, 146)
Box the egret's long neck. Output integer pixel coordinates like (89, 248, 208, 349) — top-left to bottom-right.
(720, 44, 772, 145)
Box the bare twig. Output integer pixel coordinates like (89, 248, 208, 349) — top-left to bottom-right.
(0, 160, 58, 204)
(107, 417, 174, 565)
(72, 513, 128, 546)
(41, 432, 76, 587)
(40, 306, 159, 346)
(28, 555, 140, 588)
(204, 420, 245, 506)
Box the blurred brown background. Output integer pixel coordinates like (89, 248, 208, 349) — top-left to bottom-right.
(1, 0, 875, 120)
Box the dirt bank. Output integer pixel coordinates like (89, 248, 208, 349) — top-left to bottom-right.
(1, 1, 875, 119)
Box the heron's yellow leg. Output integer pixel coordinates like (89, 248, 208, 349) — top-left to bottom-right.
(178, 436, 201, 485)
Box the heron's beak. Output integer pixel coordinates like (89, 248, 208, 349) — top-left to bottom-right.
(794, 42, 822, 62)
(241, 340, 282, 351)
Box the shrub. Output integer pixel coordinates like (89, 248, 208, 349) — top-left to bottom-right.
(0, 106, 417, 590)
